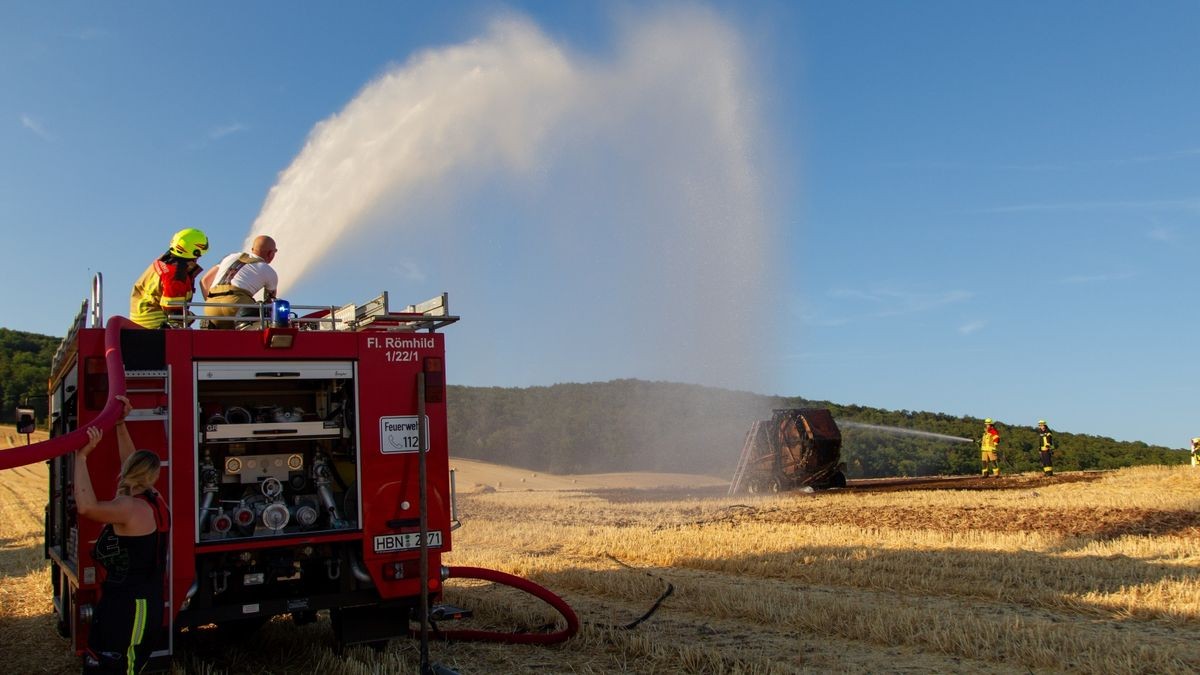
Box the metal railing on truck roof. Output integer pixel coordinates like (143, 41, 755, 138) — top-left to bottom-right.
(51, 276, 458, 377)
(167, 290, 459, 333)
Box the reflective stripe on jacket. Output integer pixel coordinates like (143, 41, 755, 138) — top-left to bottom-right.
(1039, 431, 1055, 451)
(981, 427, 1000, 452)
(130, 255, 201, 328)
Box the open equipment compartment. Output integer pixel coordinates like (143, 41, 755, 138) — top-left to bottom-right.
(195, 360, 359, 542)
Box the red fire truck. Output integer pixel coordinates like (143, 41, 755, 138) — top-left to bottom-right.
(37, 280, 470, 664)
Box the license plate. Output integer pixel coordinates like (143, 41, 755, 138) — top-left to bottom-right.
(373, 531, 442, 553)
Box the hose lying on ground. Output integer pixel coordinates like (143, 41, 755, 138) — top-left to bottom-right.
(423, 566, 580, 645)
(596, 553, 674, 630)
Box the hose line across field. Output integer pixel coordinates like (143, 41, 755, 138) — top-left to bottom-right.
(427, 556, 671, 646)
(426, 566, 580, 645)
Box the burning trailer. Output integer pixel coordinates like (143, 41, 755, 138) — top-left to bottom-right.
(728, 408, 847, 494)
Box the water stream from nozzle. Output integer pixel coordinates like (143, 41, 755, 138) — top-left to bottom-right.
(245, 8, 778, 392)
(839, 421, 974, 444)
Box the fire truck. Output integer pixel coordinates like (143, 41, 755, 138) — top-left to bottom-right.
(13, 276, 575, 669)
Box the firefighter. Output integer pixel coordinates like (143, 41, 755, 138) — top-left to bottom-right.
(1037, 420, 1055, 476)
(980, 418, 1001, 477)
(199, 234, 279, 329)
(73, 396, 170, 674)
(129, 228, 208, 329)
(1191, 437, 1200, 468)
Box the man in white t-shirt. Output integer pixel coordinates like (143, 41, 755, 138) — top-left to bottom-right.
(200, 235, 279, 329)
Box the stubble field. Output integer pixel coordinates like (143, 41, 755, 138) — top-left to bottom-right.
(2, 441, 1199, 674)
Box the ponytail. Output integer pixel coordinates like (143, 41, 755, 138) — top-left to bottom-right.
(117, 450, 161, 497)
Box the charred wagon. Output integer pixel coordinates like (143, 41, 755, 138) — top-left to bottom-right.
(728, 408, 846, 494)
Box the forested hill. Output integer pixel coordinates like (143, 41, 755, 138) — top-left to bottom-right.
(0, 330, 1185, 477)
(447, 379, 1188, 478)
(0, 329, 59, 424)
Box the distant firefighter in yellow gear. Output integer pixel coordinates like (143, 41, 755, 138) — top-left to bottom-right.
(1191, 437, 1200, 468)
(1037, 420, 1055, 476)
(980, 418, 1001, 477)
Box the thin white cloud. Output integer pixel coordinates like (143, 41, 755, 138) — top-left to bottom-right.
(783, 345, 989, 363)
(1060, 271, 1136, 284)
(392, 261, 426, 282)
(1121, 148, 1200, 164)
(61, 27, 111, 41)
(209, 122, 248, 140)
(806, 286, 973, 327)
(958, 320, 985, 335)
(1147, 227, 1172, 242)
(831, 287, 973, 317)
(20, 114, 55, 141)
(881, 148, 1200, 173)
(829, 288, 887, 303)
(799, 313, 849, 328)
(985, 198, 1200, 214)
(990, 150, 1200, 172)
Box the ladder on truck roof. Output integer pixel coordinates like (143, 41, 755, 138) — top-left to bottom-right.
(331, 291, 458, 332)
(727, 419, 766, 496)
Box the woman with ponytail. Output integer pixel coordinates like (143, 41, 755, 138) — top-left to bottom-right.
(73, 395, 170, 674)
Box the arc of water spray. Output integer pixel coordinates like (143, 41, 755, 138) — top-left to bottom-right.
(247, 10, 766, 295)
(839, 421, 974, 443)
(242, 8, 778, 392)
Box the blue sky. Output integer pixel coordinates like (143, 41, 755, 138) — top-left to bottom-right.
(3, 2, 1198, 449)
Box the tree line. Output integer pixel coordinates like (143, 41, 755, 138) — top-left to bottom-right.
(447, 380, 1188, 478)
(0, 329, 59, 425)
(0, 330, 1184, 477)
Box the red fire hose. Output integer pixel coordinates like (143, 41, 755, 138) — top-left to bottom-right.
(421, 566, 579, 645)
(0, 316, 135, 471)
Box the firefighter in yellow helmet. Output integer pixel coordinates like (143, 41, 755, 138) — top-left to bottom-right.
(980, 418, 1001, 477)
(1191, 437, 1200, 468)
(129, 228, 208, 329)
(1036, 420, 1056, 477)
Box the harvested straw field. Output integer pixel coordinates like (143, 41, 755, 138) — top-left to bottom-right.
(3, 445, 1199, 673)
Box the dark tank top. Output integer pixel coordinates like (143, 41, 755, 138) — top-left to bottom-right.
(92, 491, 169, 587)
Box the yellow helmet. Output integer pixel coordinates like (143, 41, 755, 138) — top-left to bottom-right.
(169, 228, 209, 259)
(984, 418, 993, 425)
(1037, 420, 1047, 426)
(1192, 437, 1200, 444)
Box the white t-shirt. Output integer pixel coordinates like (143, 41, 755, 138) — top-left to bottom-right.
(210, 252, 278, 300)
